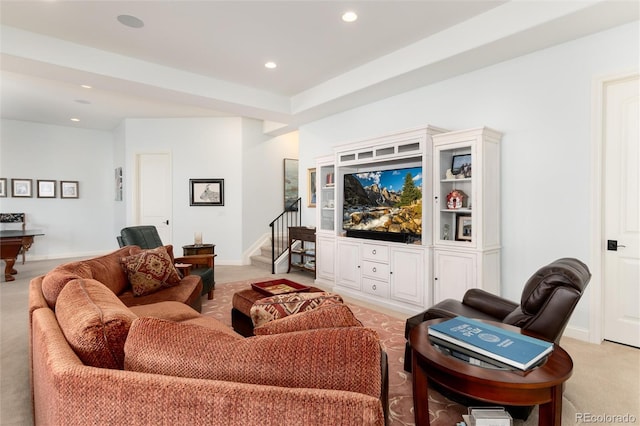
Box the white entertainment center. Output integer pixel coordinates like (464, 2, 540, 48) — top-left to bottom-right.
(314, 126, 502, 314)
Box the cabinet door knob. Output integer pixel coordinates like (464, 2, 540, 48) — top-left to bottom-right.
(372, 267, 377, 272)
(372, 284, 377, 291)
(372, 249, 376, 255)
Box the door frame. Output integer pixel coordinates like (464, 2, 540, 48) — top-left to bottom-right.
(589, 69, 639, 344)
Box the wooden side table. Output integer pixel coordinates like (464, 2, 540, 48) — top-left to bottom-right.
(181, 244, 216, 297)
(287, 227, 316, 277)
(182, 243, 215, 256)
(410, 319, 573, 426)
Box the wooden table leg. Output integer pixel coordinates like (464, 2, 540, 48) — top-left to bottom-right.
(3, 258, 16, 281)
(412, 349, 430, 426)
(538, 384, 563, 426)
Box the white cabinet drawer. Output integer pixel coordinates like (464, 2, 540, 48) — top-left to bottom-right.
(361, 260, 389, 280)
(362, 278, 390, 298)
(362, 243, 389, 262)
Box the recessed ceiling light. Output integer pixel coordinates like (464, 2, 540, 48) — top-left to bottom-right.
(342, 11, 358, 23)
(117, 14, 144, 29)
(265, 61, 277, 69)
(70, 118, 80, 122)
(81, 84, 92, 89)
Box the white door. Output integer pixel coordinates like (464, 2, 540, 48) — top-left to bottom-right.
(136, 153, 172, 244)
(603, 74, 640, 348)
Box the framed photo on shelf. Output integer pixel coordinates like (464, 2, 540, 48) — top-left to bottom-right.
(0, 178, 6, 197)
(451, 153, 472, 177)
(37, 180, 56, 198)
(307, 168, 316, 208)
(60, 181, 79, 198)
(190, 178, 224, 206)
(12, 178, 32, 197)
(456, 215, 472, 241)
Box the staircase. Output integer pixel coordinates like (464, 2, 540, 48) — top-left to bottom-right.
(251, 198, 302, 274)
(250, 237, 287, 272)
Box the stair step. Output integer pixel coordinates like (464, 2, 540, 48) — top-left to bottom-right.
(250, 254, 272, 271)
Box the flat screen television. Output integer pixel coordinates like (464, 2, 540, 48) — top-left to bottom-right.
(343, 166, 423, 243)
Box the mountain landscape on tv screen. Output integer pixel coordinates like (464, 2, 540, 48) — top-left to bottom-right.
(343, 167, 423, 238)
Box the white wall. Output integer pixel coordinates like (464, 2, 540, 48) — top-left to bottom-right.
(122, 118, 245, 263)
(1, 117, 299, 264)
(298, 21, 639, 334)
(241, 119, 299, 254)
(0, 120, 115, 258)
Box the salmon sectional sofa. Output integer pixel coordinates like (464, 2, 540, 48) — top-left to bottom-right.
(29, 247, 387, 425)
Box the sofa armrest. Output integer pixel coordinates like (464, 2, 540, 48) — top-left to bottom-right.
(125, 317, 382, 398)
(462, 288, 519, 320)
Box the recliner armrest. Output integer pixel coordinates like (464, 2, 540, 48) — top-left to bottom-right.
(462, 289, 518, 320)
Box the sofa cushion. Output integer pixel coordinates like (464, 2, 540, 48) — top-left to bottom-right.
(41, 246, 141, 308)
(125, 317, 382, 398)
(250, 292, 343, 327)
(118, 274, 203, 311)
(55, 278, 137, 369)
(121, 246, 182, 296)
(254, 303, 363, 335)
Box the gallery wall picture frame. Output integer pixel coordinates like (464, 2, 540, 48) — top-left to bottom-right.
(190, 178, 224, 206)
(307, 168, 316, 208)
(60, 181, 79, 199)
(12, 178, 32, 197)
(0, 178, 6, 197)
(456, 215, 472, 241)
(284, 158, 299, 211)
(37, 180, 57, 198)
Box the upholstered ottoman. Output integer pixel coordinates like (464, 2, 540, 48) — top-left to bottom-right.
(231, 285, 324, 336)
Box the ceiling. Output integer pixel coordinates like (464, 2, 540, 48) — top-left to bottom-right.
(1, 1, 638, 134)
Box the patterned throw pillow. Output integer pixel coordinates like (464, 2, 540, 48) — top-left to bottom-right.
(121, 247, 182, 296)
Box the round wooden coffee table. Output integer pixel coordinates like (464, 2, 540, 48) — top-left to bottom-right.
(410, 319, 573, 426)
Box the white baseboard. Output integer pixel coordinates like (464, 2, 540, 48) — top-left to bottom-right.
(562, 324, 591, 343)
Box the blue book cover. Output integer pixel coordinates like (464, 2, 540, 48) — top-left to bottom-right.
(428, 316, 554, 370)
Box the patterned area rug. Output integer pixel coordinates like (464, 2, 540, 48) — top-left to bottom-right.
(201, 278, 468, 426)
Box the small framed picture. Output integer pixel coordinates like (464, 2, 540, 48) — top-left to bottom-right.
(37, 180, 57, 198)
(0, 178, 6, 197)
(12, 178, 32, 197)
(190, 178, 224, 206)
(456, 215, 472, 241)
(60, 181, 79, 198)
(451, 153, 472, 177)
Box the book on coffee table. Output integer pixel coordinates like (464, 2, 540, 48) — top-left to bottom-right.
(428, 316, 553, 371)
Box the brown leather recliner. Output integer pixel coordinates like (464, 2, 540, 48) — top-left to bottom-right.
(404, 257, 591, 372)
